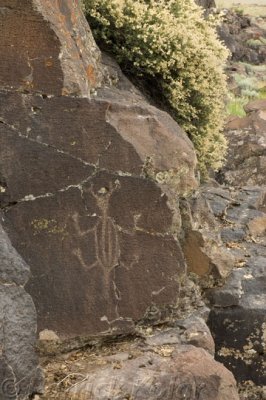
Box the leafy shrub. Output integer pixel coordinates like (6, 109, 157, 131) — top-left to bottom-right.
(259, 87, 266, 99)
(226, 62, 266, 117)
(233, 70, 266, 99)
(243, 63, 266, 75)
(234, 74, 257, 91)
(246, 38, 265, 49)
(83, 0, 229, 176)
(233, 6, 245, 16)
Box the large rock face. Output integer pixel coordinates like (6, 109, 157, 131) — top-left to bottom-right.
(0, 223, 43, 399)
(0, 0, 104, 96)
(0, 0, 197, 344)
(0, 2, 244, 399)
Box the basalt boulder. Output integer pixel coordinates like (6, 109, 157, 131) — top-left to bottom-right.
(70, 346, 240, 400)
(0, 0, 104, 96)
(0, 223, 43, 399)
(0, 0, 197, 347)
(57, 323, 239, 400)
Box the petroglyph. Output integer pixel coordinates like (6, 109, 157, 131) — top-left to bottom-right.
(72, 181, 140, 314)
(73, 181, 120, 275)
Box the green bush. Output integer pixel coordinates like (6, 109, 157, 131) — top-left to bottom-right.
(226, 94, 247, 117)
(233, 70, 266, 99)
(246, 38, 266, 49)
(84, 0, 229, 176)
(234, 74, 258, 91)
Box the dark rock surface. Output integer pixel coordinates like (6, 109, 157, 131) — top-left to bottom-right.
(0, 223, 43, 399)
(208, 272, 265, 392)
(195, 0, 216, 9)
(0, 0, 104, 96)
(218, 10, 266, 64)
(181, 186, 236, 279)
(179, 104, 266, 397)
(202, 185, 266, 394)
(219, 100, 266, 187)
(0, 0, 197, 346)
(0, 88, 196, 342)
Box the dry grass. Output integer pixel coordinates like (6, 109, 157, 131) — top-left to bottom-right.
(216, 0, 266, 6)
(216, 0, 266, 17)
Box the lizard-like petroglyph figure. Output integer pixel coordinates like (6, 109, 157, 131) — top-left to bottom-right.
(73, 181, 120, 277)
(72, 180, 139, 317)
(72, 180, 138, 299)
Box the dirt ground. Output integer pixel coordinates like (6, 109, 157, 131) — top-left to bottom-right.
(39, 337, 143, 399)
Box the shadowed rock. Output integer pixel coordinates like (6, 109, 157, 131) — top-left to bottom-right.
(205, 187, 266, 392)
(181, 186, 235, 279)
(0, 223, 43, 399)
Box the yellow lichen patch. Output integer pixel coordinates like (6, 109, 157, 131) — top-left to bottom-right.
(22, 80, 34, 89)
(31, 219, 66, 236)
(45, 59, 54, 67)
(142, 156, 193, 197)
(218, 345, 258, 365)
(155, 167, 192, 196)
(153, 345, 175, 357)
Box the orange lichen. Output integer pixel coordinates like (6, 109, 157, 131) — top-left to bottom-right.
(45, 59, 53, 67)
(86, 64, 96, 86)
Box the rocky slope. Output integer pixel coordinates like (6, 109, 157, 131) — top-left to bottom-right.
(0, 1, 265, 400)
(218, 9, 266, 65)
(184, 100, 266, 399)
(208, 100, 266, 400)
